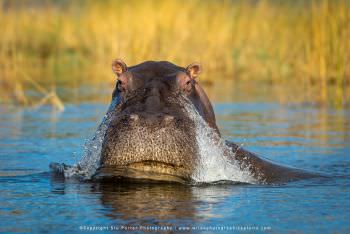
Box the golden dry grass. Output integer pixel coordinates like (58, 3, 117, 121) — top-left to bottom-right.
(0, 0, 349, 106)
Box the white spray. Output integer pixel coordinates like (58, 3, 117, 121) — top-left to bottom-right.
(60, 96, 121, 179)
(183, 101, 256, 184)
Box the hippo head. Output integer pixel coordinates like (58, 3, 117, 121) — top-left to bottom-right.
(94, 60, 219, 183)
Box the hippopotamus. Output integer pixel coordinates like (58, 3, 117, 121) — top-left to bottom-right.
(87, 59, 321, 184)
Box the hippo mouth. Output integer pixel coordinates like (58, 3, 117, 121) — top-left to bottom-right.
(93, 160, 191, 183)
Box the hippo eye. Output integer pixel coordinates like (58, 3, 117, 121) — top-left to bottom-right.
(183, 79, 193, 94)
(117, 80, 124, 92)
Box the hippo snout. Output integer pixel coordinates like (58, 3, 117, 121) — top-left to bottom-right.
(96, 107, 198, 183)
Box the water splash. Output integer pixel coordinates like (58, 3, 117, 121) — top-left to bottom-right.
(53, 95, 256, 184)
(183, 101, 256, 184)
(53, 96, 121, 180)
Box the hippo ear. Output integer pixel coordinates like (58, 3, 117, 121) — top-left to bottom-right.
(186, 62, 202, 79)
(112, 59, 128, 76)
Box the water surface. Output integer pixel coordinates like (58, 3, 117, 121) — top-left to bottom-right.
(0, 90, 350, 233)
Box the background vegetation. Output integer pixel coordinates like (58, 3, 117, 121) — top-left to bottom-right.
(0, 0, 349, 107)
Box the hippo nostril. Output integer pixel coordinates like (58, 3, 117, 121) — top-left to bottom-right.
(163, 115, 175, 125)
(129, 114, 139, 121)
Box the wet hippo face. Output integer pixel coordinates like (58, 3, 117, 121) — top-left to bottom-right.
(95, 60, 219, 183)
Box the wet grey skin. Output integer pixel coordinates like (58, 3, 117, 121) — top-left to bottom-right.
(93, 60, 203, 183)
(90, 59, 326, 184)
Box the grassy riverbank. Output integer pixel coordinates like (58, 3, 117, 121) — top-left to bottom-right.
(0, 0, 349, 107)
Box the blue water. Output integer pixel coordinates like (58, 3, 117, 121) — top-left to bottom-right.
(1, 101, 350, 233)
